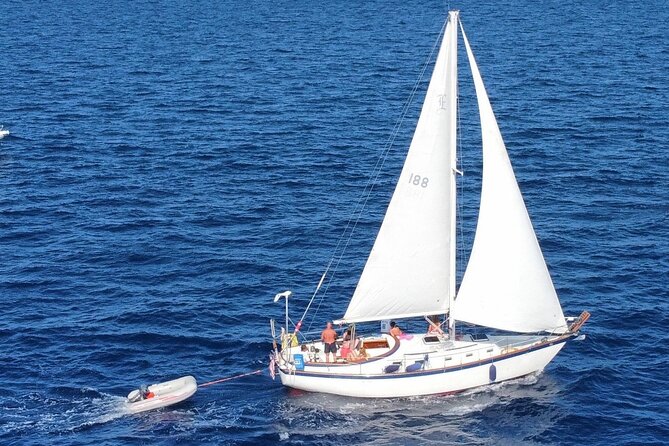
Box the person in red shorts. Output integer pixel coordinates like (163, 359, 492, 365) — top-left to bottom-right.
(321, 321, 338, 362)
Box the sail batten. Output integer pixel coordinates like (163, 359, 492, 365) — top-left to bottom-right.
(339, 12, 460, 324)
(452, 24, 567, 334)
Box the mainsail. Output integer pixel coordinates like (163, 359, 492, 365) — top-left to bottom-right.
(453, 24, 568, 334)
(338, 12, 459, 324)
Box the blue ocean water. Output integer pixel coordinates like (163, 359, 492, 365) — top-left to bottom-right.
(1, 0, 668, 444)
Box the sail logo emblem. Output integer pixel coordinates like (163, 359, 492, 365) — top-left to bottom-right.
(438, 94, 448, 109)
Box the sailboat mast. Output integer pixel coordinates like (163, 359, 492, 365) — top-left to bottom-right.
(447, 10, 459, 340)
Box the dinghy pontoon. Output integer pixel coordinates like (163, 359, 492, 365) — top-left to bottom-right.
(126, 375, 197, 413)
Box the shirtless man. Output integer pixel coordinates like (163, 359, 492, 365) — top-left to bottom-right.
(321, 322, 338, 362)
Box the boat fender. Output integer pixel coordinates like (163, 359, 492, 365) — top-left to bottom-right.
(405, 361, 424, 373)
(489, 364, 497, 382)
(384, 363, 400, 373)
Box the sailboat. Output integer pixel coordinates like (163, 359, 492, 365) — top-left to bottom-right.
(270, 10, 589, 398)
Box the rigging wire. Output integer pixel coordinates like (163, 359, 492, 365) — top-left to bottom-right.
(304, 18, 450, 332)
(456, 16, 475, 289)
(198, 369, 263, 388)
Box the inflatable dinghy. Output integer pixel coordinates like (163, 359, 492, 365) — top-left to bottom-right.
(126, 375, 197, 413)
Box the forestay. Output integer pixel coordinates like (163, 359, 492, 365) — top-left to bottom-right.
(453, 24, 568, 334)
(337, 13, 459, 324)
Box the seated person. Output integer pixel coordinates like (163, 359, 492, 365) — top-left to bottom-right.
(389, 321, 402, 338)
(340, 329, 352, 358)
(347, 346, 368, 362)
(427, 315, 444, 334)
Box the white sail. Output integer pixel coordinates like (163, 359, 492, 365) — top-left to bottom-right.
(338, 12, 459, 324)
(453, 24, 568, 334)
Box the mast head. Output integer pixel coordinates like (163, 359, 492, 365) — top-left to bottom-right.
(448, 10, 460, 26)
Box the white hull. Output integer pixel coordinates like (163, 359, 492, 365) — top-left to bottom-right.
(276, 334, 570, 398)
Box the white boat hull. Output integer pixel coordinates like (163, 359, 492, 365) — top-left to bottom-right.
(277, 335, 569, 398)
(126, 375, 197, 413)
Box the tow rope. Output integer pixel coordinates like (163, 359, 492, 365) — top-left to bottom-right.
(198, 369, 263, 388)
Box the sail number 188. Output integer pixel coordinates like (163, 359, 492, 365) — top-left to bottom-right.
(408, 173, 429, 188)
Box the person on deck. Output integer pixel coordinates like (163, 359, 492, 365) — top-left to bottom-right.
(427, 315, 444, 334)
(340, 328, 352, 358)
(389, 321, 402, 338)
(347, 346, 368, 362)
(321, 321, 338, 362)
